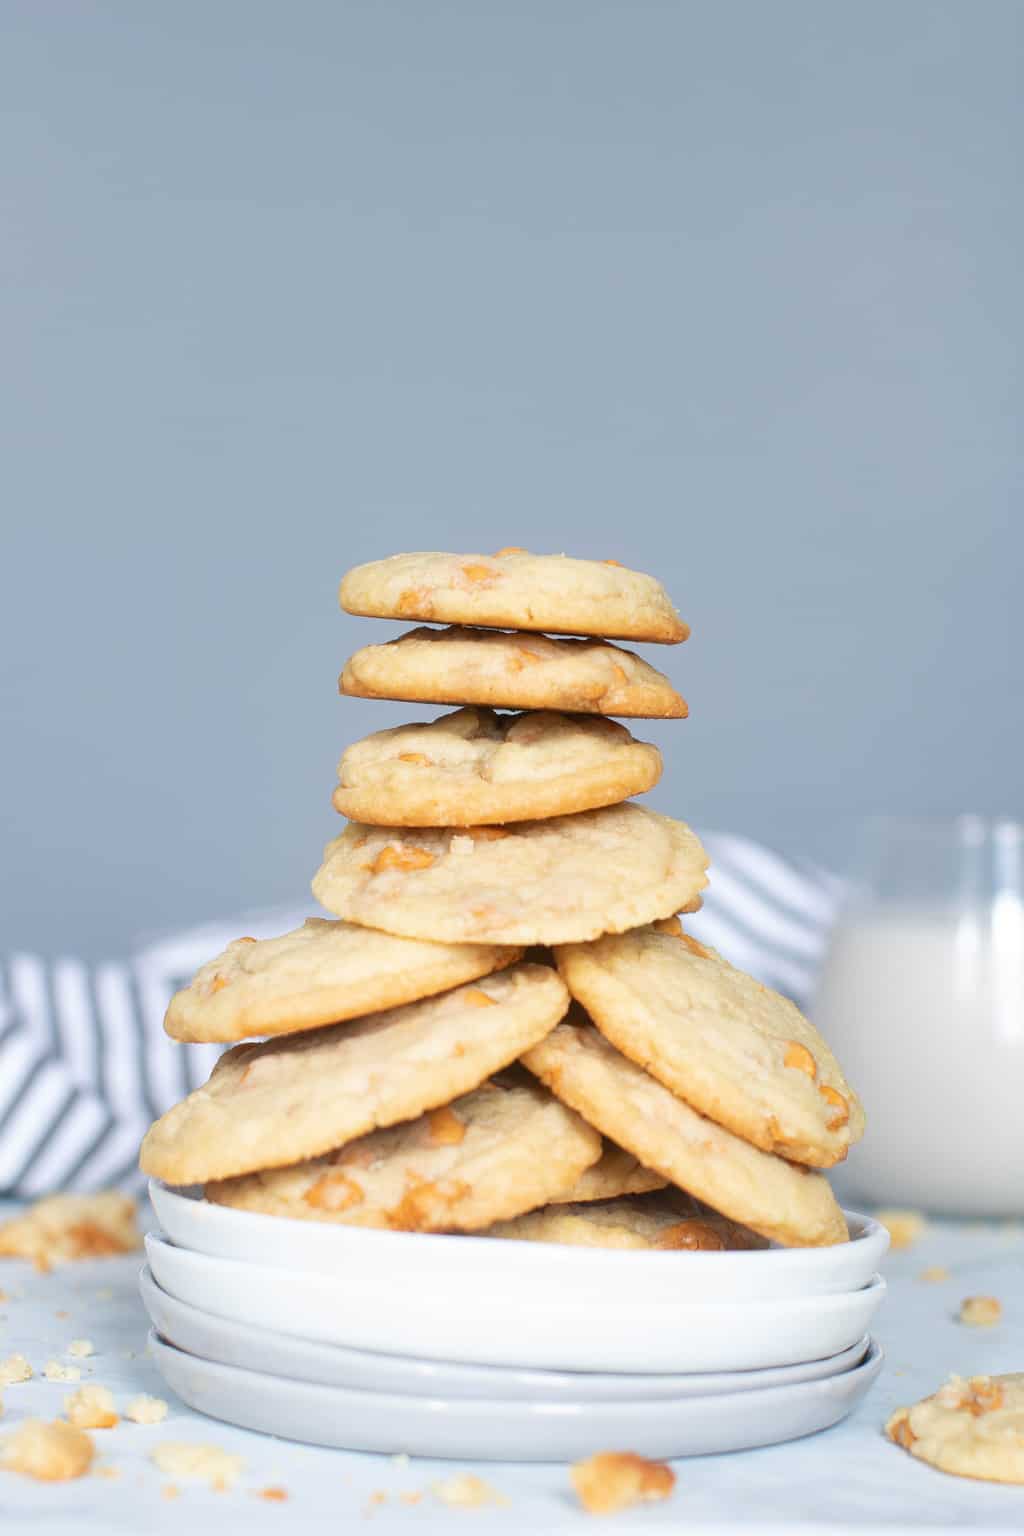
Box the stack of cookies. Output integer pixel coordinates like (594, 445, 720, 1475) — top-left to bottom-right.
(140, 549, 864, 1254)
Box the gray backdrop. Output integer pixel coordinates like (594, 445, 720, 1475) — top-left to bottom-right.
(3, 1, 1020, 959)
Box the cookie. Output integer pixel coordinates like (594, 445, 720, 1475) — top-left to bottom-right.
(522, 1018, 849, 1247)
(550, 1143, 667, 1204)
(332, 708, 663, 826)
(340, 627, 687, 719)
(482, 1193, 767, 1250)
(555, 925, 864, 1168)
(886, 1374, 1024, 1484)
(339, 550, 688, 644)
(312, 806, 709, 946)
(139, 963, 569, 1185)
(164, 916, 521, 1044)
(206, 1072, 602, 1232)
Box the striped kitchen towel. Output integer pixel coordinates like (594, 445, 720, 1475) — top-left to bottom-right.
(0, 834, 844, 1198)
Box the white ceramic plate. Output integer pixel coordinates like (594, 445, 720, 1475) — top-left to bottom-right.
(148, 1330, 883, 1461)
(145, 1233, 886, 1373)
(149, 1182, 887, 1303)
(140, 1265, 870, 1401)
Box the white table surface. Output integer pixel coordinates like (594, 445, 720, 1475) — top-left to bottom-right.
(0, 1205, 1021, 1534)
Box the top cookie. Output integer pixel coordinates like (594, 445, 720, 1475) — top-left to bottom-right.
(340, 626, 687, 719)
(333, 708, 663, 826)
(164, 917, 521, 1044)
(886, 1374, 1024, 1485)
(555, 926, 864, 1169)
(140, 963, 569, 1185)
(339, 550, 688, 644)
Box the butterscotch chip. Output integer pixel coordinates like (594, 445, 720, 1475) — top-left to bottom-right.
(959, 1296, 1002, 1327)
(0, 1355, 32, 1385)
(64, 1385, 118, 1429)
(340, 550, 688, 643)
(141, 965, 569, 1185)
(523, 1018, 848, 1248)
(1, 1420, 94, 1481)
(150, 1442, 243, 1489)
(334, 708, 663, 826)
(163, 915, 521, 1045)
(208, 1072, 602, 1233)
(0, 1192, 139, 1271)
(125, 1394, 168, 1425)
(570, 1451, 675, 1515)
(886, 1374, 1024, 1483)
(876, 1209, 926, 1250)
(340, 626, 687, 718)
(313, 807, 708, 947)
(431, 1473, 507, 1508)
(482, 1193, 767, 1251)
(554, 924, 864, 1169)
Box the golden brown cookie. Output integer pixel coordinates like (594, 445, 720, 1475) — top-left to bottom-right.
(555, 925, 864, 1168)
(312, 807, 709, 946)
(550, 1143, 667, 1204)
(332, 708, 662, 826)
(206, 1073, 602, 1232)
(886, 1374, 1024, 1484)
(522, 1017, 849, 1247)
(482, 1193, 767, 1250)
(164, 917, 520, 1044)
(339, 626, 687, 719)
(339, 550, 688, 643)
(140, 964, 569, 1185)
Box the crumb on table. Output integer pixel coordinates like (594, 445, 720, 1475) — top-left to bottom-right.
(0, 1419, 95, 1481)
(876, 1209, 926, 1251)
(570, 1451, 676, 1516)
(958, 1295, 1002, 1327)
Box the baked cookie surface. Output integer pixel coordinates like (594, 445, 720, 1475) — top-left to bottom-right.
(482, 1193, 767, 1251)
(340, 626, 687, 719)
(312, 806, 709, 946)
(555, 925, 864, 1168)
(206, 1072, 601, 1232)
(886, 1374, 1024, 1484)
(522, 1018, 849, 1248)
(551, 1142, 667, 1204)
(333, 708, 662, 826)
(140, 963, 569, 1185)
(339, 550, 688, 644)
(164, 917, 520, 1044)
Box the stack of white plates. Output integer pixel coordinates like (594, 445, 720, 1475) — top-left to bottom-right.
(143, 1181, 887, 1461)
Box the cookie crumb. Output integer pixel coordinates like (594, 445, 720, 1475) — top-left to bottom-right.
(959, 1295, 1002, 1327)
(400, 1490, 423, 1505)
(162, 1483, 181, 1500)
(125, 1394, 168, 1425)
(364, 1490, 388, 1514)
(432, 1473, 507, 1508)
(0, 1354, 32, 1385)
(876, 1209, 926, 1250)
(44, 1360, 81, 1383)
(570, 1451, 676, 1516)
(0, 1419, 94, 1481)
(918, 1266, 950, 1283)
(68, 1338, 94, 1358)
(94, 1463, 121, 1479)
(256, 1486, 288, 1501)
(151, 1442, 243, 1489)
(0, 1192, 140, 1271)
(64, 1385, 118, 1429)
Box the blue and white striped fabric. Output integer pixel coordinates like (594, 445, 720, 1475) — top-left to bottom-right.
(0, 835, 844, 1199)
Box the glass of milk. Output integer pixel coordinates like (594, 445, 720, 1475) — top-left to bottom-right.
(812, 815, 1024, 1216)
